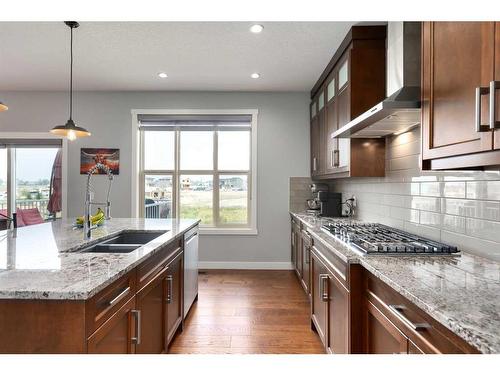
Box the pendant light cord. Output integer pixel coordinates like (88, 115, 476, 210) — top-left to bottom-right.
(69, 25, 73, 120)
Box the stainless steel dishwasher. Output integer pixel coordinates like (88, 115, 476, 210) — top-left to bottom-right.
(183, 226, 199, 318)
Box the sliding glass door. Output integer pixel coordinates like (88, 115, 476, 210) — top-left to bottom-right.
(0, 139, 63, 229)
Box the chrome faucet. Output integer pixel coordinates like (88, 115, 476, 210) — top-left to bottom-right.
(83, 163, 113, 240)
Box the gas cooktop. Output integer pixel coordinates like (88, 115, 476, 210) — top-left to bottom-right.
(321, 222, 459, 256)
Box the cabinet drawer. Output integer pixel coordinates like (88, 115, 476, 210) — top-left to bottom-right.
(311, 238, 348, 288)
(136, 238, 182, 291)
(366, 274, 479, 354)
(85, 269, 137, 337)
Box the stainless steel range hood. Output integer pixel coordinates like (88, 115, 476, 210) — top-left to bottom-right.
(332, 22, 421, 138)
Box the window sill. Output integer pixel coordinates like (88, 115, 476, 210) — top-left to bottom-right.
(199, 227, 258, 236)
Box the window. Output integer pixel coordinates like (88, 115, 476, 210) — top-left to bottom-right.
(0, 136, 65, 228)
(136, 111, 257, 233)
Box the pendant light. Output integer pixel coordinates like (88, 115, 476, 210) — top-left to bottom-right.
(0, 101, 7, 112)
(50, 21, 90, 141)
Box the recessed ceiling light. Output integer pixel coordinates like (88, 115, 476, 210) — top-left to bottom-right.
(251, 73, 260, 79)
(158, 72, 168, 78)
(250, 24, 264, 33)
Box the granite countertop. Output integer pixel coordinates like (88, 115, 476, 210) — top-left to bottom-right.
(0, 218, 199, 300)
(291, 211, 500, 354)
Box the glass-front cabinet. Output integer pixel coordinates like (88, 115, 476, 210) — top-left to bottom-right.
(308, 25, 386, 179)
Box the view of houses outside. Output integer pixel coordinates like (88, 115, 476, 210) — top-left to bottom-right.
(144, 174, 248, 225)
(0, 148, 58, 220)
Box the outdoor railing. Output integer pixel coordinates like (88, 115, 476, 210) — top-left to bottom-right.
(145, 200, 171, 219)
(0, 199, 51, 220)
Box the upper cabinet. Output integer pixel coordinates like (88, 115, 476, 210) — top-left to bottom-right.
(422, 22, 500, 169)
(310, 25, 387, 179)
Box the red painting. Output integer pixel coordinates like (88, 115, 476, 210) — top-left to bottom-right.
(80, 148, 120, 175)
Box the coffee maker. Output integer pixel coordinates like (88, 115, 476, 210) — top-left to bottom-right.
(307, 183, 342, 217)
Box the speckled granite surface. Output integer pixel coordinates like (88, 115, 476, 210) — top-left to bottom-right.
(291, 211, 500, 354)
(0, 218, 199, 300)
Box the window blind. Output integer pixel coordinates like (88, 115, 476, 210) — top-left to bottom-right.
(0, 138, 63, 148)
(138, 114, 252, 131)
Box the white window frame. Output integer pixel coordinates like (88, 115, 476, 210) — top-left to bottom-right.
(131, 109, 258, 235)
(0, 132, 69, 219)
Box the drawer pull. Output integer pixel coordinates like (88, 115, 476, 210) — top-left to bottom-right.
(490, 81, 500, 129)
(319, 274, 329, 301)
(131, 309, 141, 345)
(475, 86, 490, 132)
(333, 149, 339, 167)
(388, 304, 430, 331)
(166, 275, 173, 304)
(108, 286, 130, 307)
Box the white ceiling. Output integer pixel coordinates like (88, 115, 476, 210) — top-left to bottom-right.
(0, 22, 356, 92)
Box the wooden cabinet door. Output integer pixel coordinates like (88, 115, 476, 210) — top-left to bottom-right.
(165, 251, 184, 346)
(310, 116, 320, 176)
(422, 22, 495, 161)
(87, 297, 137, 354)
(337, 55, 351, 130)
(311, 248, 328, 348)
(366, 301, 408, 354)
(325, 73, 339, 173)
(301, 240, 311, 295)
(327, 273, 349, 354)
(494, 22, 500, 149)
(317, 90, 326, 175)
(408, 340, 425, 354)
(336, 55, 352, 173)
(295, 231, 302, 278)
(135, 268, 168, 354)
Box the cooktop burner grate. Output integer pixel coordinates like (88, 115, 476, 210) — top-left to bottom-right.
(321, 222, 459, 255)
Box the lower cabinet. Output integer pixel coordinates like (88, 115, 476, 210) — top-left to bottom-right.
(87, 297, 138, 354)
(165, 250, 184, 346)
(296, 218, 479, 355)
(365, 300, 408, 354)
(135, 268, 169, 354)
(311, 248, 329, 347)
(327, 269, 349, 354)
(362, 271, 480, 354)
(300, 230, 313, 296)
(87, 249, 185, 354)
(291, 219, 302, 278)
(311, 245, 350, 353)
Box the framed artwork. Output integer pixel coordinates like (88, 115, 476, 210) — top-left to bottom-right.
(80, 148, 120, 175)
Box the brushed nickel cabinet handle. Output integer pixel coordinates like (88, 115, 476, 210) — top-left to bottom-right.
(490, 81, 500, 130)
(313, 157, 317, 172)
(166, 275, 173, 304)
(131, 309, 141, 345)
(330, 150, 335, 168)
(291, 232, 295, 247)
(305, 248, 310, 264)
(475, 86, 490, 132)
(388, 304, 430, 331)
(333, 150, 339, 167)
(319, 274, 329, 301)
(108, 286, 130, 307)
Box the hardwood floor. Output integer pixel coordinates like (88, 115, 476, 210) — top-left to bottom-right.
(169, 270, 325, 354)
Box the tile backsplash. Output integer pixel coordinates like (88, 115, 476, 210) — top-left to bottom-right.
(289, 177, 313, 212)
(328, 126, 500, 261)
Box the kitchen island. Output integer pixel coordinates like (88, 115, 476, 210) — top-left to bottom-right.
(0, 218, 199, 353)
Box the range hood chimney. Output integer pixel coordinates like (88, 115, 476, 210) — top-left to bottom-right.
(332, 22, 421, 138)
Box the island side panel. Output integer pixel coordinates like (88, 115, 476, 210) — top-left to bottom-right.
(0, 299, 86, 353)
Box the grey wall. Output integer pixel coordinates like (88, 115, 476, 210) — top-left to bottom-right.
(328, 126, 500, 261)
(0, 91, 310, 266)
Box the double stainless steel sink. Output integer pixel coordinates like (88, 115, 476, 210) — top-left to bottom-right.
(80, 231, 167, 253)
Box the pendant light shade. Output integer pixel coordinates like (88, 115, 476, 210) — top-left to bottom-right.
(0, 101, 8, 112)
(50, 21, 90, 140)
